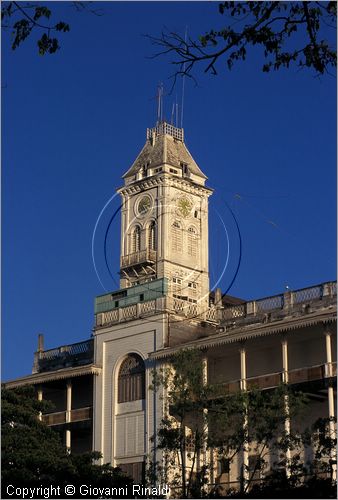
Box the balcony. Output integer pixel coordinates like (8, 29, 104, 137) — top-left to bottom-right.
(214, 362, 337, 395)
(96, 295, 217, 328)
(42, 406, 93, 426)
(220, 281, 336, 326)
(120, 249, 157, 269)
(36, 340, 94, 373)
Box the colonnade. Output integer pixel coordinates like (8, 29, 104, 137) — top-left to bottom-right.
(36, 380, 73, 451)
(200, 328, 337, 490)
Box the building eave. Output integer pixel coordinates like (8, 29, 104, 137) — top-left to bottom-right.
(3, 364, 102, 388)
(149, 308, 337, 360)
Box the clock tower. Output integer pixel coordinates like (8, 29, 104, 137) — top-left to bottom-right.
(117, 121, 213, 311)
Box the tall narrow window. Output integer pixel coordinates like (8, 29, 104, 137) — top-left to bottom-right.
(132, 226, 141, 253)
(118, 354, 145, 403)
(148, 221, 156, 250)
(188, 226, 198, 257)
(172, 221, 182, 253)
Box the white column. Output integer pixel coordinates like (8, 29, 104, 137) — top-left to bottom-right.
(325, 330, 333, 377)
(37, 388, 43, 421)
(281, 339, 289, 383)
(202, 355, 210, 488)
(240, 348, 247, 391)
(66, 429, 71, 451)
(240, 347, 249, 489)
(281, 338, 291, 477)
(66, 381, 72, 452)
(325, 330, 336, 480)
(66, 381, 72, 421)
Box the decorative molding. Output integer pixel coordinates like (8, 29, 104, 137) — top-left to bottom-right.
(149, 310, 337, 360)
(4, 364, 102, 388)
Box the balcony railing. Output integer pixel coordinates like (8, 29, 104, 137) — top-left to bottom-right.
(95, 281, 336, 329)
(37, 340, 94, 373)
(42, 411, 66, 426)
(221, 281, 336, 323)
(214, 362, 336, 395)
(120, 249, 157, 268)
(42, 406, 93, 426)
(96, 296, 217, 327)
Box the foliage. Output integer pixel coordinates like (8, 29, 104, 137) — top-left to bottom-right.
(151, 349, 335, 498)
(1, 385, 132, 498)
(151, 349, 210, 498)
(208, 383, 308, 495)
(1, 1, 102, 55)
(303, 416, 337, 481)
(1, 385, 73, 488)
(148, 1, 337, 82)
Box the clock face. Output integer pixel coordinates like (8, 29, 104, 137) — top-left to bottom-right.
(177, 196, 193, 218)
(137, 195, 152, 216)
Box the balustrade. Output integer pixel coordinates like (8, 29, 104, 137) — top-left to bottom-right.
(96, 281, 336, 327)
(121, 249, 157, 268)
(42, 407, 93, 426)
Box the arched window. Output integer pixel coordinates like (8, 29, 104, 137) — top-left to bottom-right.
(187, 226, 198, 257)
(132, 226, 141, 253)
(118, 354, 145, 403)
(172, 221, 182, 253)
(148, 221, 156, 250)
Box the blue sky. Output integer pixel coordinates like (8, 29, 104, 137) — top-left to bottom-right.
(2, 1, 336, 380)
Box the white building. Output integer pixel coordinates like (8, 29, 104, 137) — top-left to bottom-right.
(5, 121, 337, 489)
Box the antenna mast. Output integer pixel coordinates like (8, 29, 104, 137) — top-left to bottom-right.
(180, 26, 188, 129)
(157, 83, 164, 124)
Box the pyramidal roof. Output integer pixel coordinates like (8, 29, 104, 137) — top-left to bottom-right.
(122, 122, 207, 181)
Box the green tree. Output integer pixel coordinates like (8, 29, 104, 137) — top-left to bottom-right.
(1, 1, 102, 55)
(1, 385, 132, 499)
(148, 1, 336, 82)
(150, 349, 331, 499)
(1, 385, 73, 489)
(151, 349, 210, 498)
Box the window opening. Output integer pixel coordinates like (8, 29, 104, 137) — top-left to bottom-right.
(118, 354, 145, 403)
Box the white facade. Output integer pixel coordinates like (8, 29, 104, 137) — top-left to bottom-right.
(93, 121, 213, 474)
(93, 313, 166, 471)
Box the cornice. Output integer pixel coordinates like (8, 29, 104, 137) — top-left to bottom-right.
(3, 364, 102, 388)
(117, 173, 213, 197)
(149, 309, 337, 360)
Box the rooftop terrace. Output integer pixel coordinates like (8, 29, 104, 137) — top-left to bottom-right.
(30, 280, 336, 374)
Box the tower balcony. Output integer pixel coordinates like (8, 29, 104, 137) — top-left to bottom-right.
(120, 249, 157, 269)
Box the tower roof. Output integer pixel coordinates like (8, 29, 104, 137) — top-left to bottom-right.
(122, 122, 207, 181)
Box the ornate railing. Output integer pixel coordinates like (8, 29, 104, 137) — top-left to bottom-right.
(293, 285, 323, 304)
(205, 307, 217, 322)
(120, 304, 137, 320)
(96, 281, 336, 328)
(120, 249, 157, 268)
(40, 340, 93, 360)
(96, 296, 217, 327)
(139, 300, 156, 315)
(222, 304, 246, 320)
(102, 309, 119, 324)
(221, 281, 336, 322)
(256, 294, 283, 312)
(37, 340, 94, 373)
